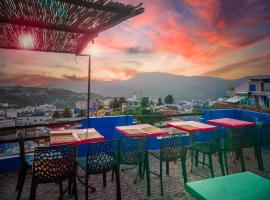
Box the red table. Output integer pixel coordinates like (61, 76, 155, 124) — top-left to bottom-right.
(208, 118, 255, 128)
(116, 124, 168, 137)
(167, 121, 217, 134)
(50, 128, 104, 146)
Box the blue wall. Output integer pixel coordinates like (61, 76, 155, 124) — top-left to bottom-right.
(0, 115, 134, 173)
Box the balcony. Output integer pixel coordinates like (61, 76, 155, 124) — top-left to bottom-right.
(0, 109, 269, 199)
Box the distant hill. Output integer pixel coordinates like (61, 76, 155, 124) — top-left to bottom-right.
(47, 72, 270, 99)
(0, 85, 101, 108)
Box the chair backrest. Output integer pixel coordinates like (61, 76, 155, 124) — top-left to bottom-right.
(160, 135, 186, 161)
(118, 137, 146, 165)
(86, 140, 117, 174)
(224, 126, 257, 149)
(258, 123, 270, 145)
(32, 144, 75, 183)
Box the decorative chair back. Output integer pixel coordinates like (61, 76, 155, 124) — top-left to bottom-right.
(32, 144, 75, 183)
(160, 135, 186, 161)
(86, 140, 117, 174)
(118, 137, 146, 165)
(225, 126, 257, 149)
(258, 123, 270, 145)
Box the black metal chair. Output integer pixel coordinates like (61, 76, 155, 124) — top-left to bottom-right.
(76, 140, 121, 200)
(149, 135, 187, 196)
(29, 144, 78, 200)
(257, 123, 270, 170)
(116, 136, 151, 197)
(16, 135, 34, 200)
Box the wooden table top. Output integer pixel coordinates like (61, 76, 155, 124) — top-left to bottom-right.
(167, 121, 217, 134)
(208, 118, 255, 128)
(116, 124, 168, 137)
(50, 128, 104, 146)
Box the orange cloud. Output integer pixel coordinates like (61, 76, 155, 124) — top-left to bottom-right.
(92, 66, 138, 81)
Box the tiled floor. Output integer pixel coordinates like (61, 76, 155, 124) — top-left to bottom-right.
(0, 149, 269, 200)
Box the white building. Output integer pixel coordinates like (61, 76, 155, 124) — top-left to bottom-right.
(16, 115, 52, 126)
(103, 99, 113, 107)
(0, 119, 16, 128)
(76, 101, 87, 110)
(6, 109, 19, 119)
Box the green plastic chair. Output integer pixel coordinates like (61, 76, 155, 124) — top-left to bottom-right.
(77, 140, 121, 200)
(116, 136, 151, 197)
(149, 135, 187, 196)
(190, 130, 225, 178)
(257, 123, 270, 170)
(223, 126, 262, 174)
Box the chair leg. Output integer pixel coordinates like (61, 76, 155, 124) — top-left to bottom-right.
(73, 175, 78, 200)
(29, 178, 37, 200)
(145, 153, 151, 197)
(111, 168, 115, 182)
(17, 167, 27, 200)
(115, 165, 121, 200)
(139, 163, 143, 179)
(16, 168, 23, 191)
(208, 154, 214, 178)
(85, 174, 89, 200)
(223, 151, 229, 175)
(238, 148, 246, 172)
(217, 150, 225, 176)
(160, 160, 163, 196)
(103, 172, 107, 188)
(181, 157, 187, 184)
(195, 150, 199, 167)
(202, 153, 206, 168)
(59, 181, 63, 200)
(166, 161, 169, 176)
(255, 146, 264, 170)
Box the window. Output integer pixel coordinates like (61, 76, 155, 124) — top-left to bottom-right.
(249, 84, 256, 91)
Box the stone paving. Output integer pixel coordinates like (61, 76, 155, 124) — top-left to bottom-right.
(0, 148, 269, 200)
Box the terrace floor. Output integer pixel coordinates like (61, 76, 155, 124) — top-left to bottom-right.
(0, 148, 269, 200)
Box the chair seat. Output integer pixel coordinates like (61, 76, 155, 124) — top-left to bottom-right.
(191, 142, 217, 154)
(77, 153, 114, 174)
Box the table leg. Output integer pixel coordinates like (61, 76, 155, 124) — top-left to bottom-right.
(190, 134, 195, 172)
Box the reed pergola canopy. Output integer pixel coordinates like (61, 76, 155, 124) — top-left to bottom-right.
(0, 0, 144, 54)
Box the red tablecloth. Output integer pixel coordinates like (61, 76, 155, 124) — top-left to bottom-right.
(167, 121, 217, 134)
(116, 124, 168, 137)
(50, 128, 104, 146)
(208, 118, 255, 128)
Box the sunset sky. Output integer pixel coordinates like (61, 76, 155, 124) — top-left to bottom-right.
(1, 0, 270, 86)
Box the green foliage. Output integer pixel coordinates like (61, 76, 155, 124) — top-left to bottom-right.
(63, 107, 72, 118)
(164, 94, 174, 104)
(118, 97, 126, 104)
(140, 97, 150, 108)
(78, 109, 86, 117)
(157, 97, 163, 106)
(123, 107, 168, 125)
(53, 111, 61, 118)
(109, 98, 120, 109)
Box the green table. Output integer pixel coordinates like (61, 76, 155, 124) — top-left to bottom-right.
(185, 172, 270, 200)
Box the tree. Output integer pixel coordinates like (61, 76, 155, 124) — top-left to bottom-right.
(118, 97, 126, 104)
(109, 98, 120, 109)
(53, 111, 61, 118)
(157, 97, 163, 106)
(140, 97, 150, 108)
(78, 109, 86, 117)
(63, 107, 72, 118)
(164, 95, 173, 105)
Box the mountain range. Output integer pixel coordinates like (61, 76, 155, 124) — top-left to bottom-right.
(46, 72, 270, 99)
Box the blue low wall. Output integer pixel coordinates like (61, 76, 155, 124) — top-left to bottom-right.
(0, 115, 134, 173)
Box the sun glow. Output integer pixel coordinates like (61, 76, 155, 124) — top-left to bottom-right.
(19, 34, 34, 49)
